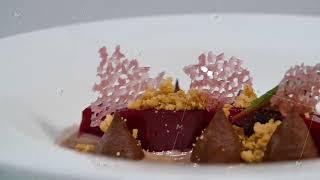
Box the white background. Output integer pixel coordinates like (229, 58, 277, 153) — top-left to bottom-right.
(1, 0, 320, 38)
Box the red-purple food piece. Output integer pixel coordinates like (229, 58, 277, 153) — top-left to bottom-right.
(304, 114, 320, 152)
(79, 106, 215, 152)
(228, 107, 244, 125)
(120, 109, 215, 151)
(264, 111, 318, 161)
(79, 107, 104, 137)
(191, 109, 242, 163)
(96, 112, 144, 160)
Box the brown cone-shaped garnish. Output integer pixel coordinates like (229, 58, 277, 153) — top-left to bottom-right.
(264, 111, 318, 161)
(96, 113, 144, 160)
(191, 109, 242, 163)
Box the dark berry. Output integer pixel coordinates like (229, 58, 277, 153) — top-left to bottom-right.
(230, 107, 283, 136)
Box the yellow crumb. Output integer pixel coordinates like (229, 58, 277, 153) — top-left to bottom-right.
(222, 85, 257, 117)
(305, 112, 311, 119)
(74, 143, 96, 153)
(223, 104, 233, 117)
(234, 85, 257, 108)
(137, 140, 142, 146)
(132, 129, 138, 139)
(99, 114, 113, 132)
(128, 78, 205, 110)
(234, 119, 281, 163)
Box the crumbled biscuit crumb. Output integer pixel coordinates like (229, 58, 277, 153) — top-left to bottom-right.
(305, 112, 310, 119)
(199, 135, 204, 140)
(132, 129, 138, 139)
(99, 114, 113, 132)
(223, 104, 233, 117)
(223, 85, 256, 117)
(128, 78, 205, 110)
(234, 119, 281, 163)
(74, 143, 96, 153)
(234, 85, 257, 108)
(137, 140, 142, 146)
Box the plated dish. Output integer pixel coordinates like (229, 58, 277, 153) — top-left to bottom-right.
(60, 45, 320, 164)
(2, 13, 320, 180)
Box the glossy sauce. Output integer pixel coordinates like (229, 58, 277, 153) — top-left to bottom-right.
(58, 126, 191, 163)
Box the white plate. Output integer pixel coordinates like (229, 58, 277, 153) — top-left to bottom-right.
(1, 14, 320, 180)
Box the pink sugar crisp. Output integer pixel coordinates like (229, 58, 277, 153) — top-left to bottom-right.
(90, 46, 164, 126)
(271, 63, 320, 116)
(184, 52, 252, 109)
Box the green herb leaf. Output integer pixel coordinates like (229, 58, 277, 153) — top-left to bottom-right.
(245, 85, 279, 112)
(231, 85, 279, 121)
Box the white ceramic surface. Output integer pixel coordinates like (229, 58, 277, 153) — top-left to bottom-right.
(0, 14, 320, 180)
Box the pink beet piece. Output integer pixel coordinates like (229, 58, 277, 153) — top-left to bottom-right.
(78, 106, 215, 152)
(304, 114, 320, 152)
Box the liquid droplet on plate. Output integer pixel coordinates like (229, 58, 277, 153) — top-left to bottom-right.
(57, 88, 64, 96)
(13, 11, 22, 17)
(192, 163, 199, 168)
(295, 160, 302, 167)
(209, 14, 220, 22)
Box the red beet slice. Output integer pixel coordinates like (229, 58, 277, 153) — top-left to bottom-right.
(96, 113, 144, 160)
(78, 106, 215, 152)
(304, 114, 320, 152)
(264, 111, 318, 161)
(119, 109, 215, 152)
(190, 109, 242, 163)
(79, 107, 104, 136)
(228, 107, 244, 125)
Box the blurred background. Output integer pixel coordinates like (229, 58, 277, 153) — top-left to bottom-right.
(1, 0, 320, 38)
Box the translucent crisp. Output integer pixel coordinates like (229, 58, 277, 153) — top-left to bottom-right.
(271, 63, 320, 116)
(91, 46, 164, 126)
(184, 52, 252, 109)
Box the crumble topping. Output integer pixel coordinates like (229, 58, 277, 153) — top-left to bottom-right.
(223, 104, 233, 118)
(223, 85, 256, 117)
(234, 119, 281, 163)
(234, 85, 257, 108)
(128, 78, 205, 110)
(74, 143, 96, 153)
(100, 115, 139, 139)
(223, 85, 281, 163)
(99, 114, 113, 132)
(132, 129, 138, 139)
